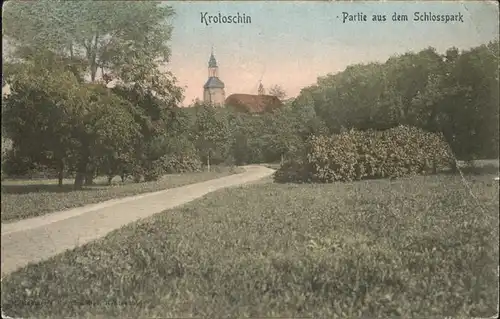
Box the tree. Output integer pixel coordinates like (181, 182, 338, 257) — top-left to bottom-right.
(261, 109, 301, 164)
(73, 84, 141, 186)
(1, 137, 13, 180)
(3, 1, 176, 87)
(432, 43, 498, 160)
(227, 112, 268, 165)
(193, 104, 232, 171)
(111, 82, 183, 182)
(3, 0, 183, 186)
(293, 42, 499, 162)
(2, 54, 83, 186)
(268, 84, 287, 100)
(2, 57, 142, 188)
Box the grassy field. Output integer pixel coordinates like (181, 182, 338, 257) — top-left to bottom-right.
(1, 171, 498, 318)
(1, 166, 244, 223)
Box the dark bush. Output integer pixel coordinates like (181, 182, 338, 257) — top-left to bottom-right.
(143, 160, 164, 182)
(274, 125, 453, 183)
(160, 153, 202, 174)
(157, 137, 202, 174)
(273, 160, 313, 183)
(2, 153, 32, 178)
(130, 164, 144, 183)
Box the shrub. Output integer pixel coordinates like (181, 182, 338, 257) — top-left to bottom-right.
(26, 163, 59, 179)
(160, 153, 202, 174)
(274, 125, 453, 183)
(156, 137, 202, 174)
(130, 164, 144, 183)
(2, 152, 32, 178)
(273, 160, 313, 183)
(143, 160, 164, 182)
(1, 138, 13, 180)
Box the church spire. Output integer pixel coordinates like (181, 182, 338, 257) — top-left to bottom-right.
(208, 48, 218, 77)
(208, 47, 217, 68)
(203, 47, 225, 107)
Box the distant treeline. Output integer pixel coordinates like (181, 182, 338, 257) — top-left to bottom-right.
(2, 41, 498, 186)
(294, 41, 499, 161)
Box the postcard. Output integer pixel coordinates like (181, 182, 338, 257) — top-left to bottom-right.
(2, 1, 499, 318)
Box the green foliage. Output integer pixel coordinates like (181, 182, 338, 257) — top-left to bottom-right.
(131, 134, 202, 181)
(267, 84, 287, 100)
(2, 17, 497, 187)
(229, 113, 267, 164)
(2, 60, 145, 186)
(3, 0, 177, 87)
(2, 57, 82, 176)
(159, 137, 202, 174)
(2, 151, 31, 178)
(275, 126, 453, 183)
(78, 84, 142, 165)
(161, 155, 202, 174)
(142, 160, 165, 182)
(261, 109, 302, 162)
(1, 137, 14, 180)
(296, 42, 499, 161)
(193, 104, 232, 166)
(273, 160, 312, 184)
(226, 106, 320, 165)
(2, 1, 183, 187)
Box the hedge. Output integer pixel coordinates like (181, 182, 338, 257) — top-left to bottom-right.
(274, 125, 453, 183)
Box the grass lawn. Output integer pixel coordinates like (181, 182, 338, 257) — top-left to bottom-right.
(1, 166, 244, 223)
(1, 172, 498, 318)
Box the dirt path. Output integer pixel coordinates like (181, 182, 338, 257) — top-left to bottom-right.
(1, 165, 275, 276)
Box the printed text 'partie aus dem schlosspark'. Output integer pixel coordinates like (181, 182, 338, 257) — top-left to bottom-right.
(199, 11, 465, 26)
(341, 11, 465, 23)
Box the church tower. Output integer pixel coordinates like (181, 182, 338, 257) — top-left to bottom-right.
(203, 48, 225, 106)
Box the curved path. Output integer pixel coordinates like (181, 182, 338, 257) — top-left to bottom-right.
(1, 165, 275, 276)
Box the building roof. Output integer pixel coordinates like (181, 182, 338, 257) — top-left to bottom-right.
(208, 53, 218, 68)
(204, 77, 225, 89)
(225, 94, 284, 113)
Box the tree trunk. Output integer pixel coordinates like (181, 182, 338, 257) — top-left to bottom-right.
(85, 163, 95, 186)
(107, 175, 113, 185)
(450, 159, 459, 173)
(89, 33, 100, 82)
(74, 151, 89, 189)
(84, 166, 95, 186)
(280, 153, 284, 165)
(57, 159, 65, 187)
(74, 172, 85, 189)
(207, 151, 211, 172)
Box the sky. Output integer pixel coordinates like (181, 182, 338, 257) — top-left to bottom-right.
(165, 1, 499, 106)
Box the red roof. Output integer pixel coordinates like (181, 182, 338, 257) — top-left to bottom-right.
(225, 94, 283, 113)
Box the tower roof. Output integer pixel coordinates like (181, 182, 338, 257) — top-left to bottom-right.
(225, 94, 283, 113)
(204, 77, 225, 89)
(208, 52, 218, 68)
